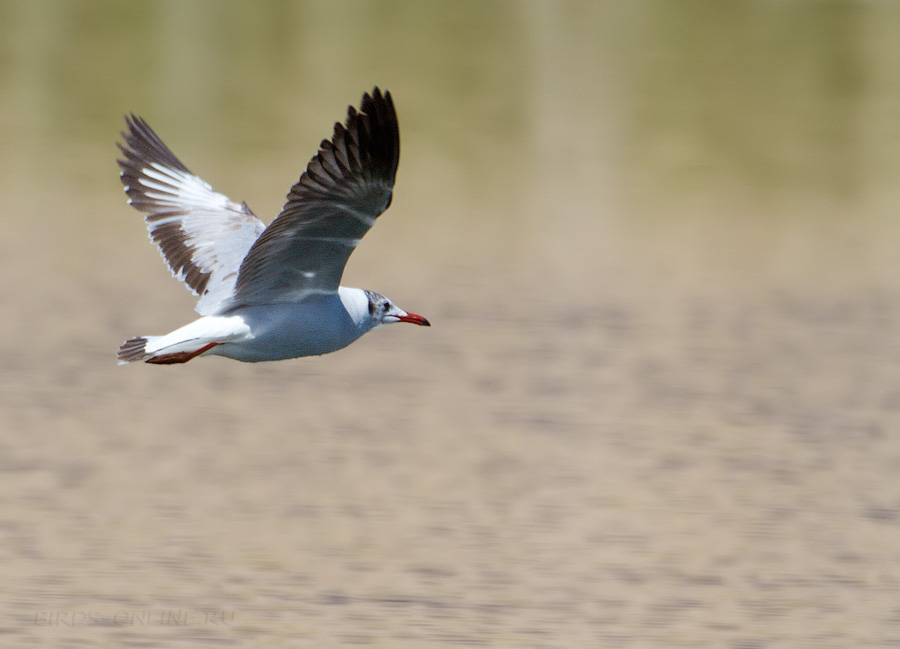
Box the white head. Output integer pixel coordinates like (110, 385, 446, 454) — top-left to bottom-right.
(339, 287, 430, 332)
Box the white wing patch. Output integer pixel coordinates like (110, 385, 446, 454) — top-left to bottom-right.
(118, 115, 267, 315)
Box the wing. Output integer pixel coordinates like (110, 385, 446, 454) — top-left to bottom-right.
(117, 115, 266, 315)
(231, 87, 399, 306)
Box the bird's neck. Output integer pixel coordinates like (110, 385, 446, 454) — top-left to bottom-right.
(338, 287, 374, 329)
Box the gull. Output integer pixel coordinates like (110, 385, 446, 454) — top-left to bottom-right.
(116, 87, 429, 365)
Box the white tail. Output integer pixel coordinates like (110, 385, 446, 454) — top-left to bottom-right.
(116, 316, 251, 365)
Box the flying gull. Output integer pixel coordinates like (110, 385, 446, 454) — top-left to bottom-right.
(116, 87, 429, 365)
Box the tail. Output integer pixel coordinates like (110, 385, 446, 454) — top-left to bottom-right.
(117, 336, 154, 363)
(117, 336, 221, 365)
(116, 315, 249, 365)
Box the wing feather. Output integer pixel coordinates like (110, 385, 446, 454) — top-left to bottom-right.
(117, 115, 266, 315)
(231, 88, 400, 306)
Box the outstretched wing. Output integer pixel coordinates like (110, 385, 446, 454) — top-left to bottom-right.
(117, 115, 266, 315)
(231, 87, 399, 306)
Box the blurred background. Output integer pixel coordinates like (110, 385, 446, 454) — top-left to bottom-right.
(3, 0, 900, 647)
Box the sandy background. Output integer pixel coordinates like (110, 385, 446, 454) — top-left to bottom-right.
(3, 2, 900, 647)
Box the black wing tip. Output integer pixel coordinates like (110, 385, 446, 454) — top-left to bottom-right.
(119, 113, 153, 151)
(122, 112, 144, 131)
(353, 85, 400, 174)
(117, 113, 191, 177)
(300, 86, 400, 195)
(358, 87, 396, 130)
(360, 86, 391, 111)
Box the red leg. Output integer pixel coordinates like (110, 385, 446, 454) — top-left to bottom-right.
(146, 342, 220, 365)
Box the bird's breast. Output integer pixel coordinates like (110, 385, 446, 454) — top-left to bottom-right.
(214, 297, 364, 361)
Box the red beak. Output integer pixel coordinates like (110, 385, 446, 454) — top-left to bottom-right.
(396, 312, 431, 327)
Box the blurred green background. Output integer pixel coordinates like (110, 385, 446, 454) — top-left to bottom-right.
(3, 1, 900, 647)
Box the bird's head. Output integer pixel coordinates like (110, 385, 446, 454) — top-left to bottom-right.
(364, 289, 430, 329)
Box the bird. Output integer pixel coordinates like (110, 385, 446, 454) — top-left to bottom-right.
(115, 87, 430, 365)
